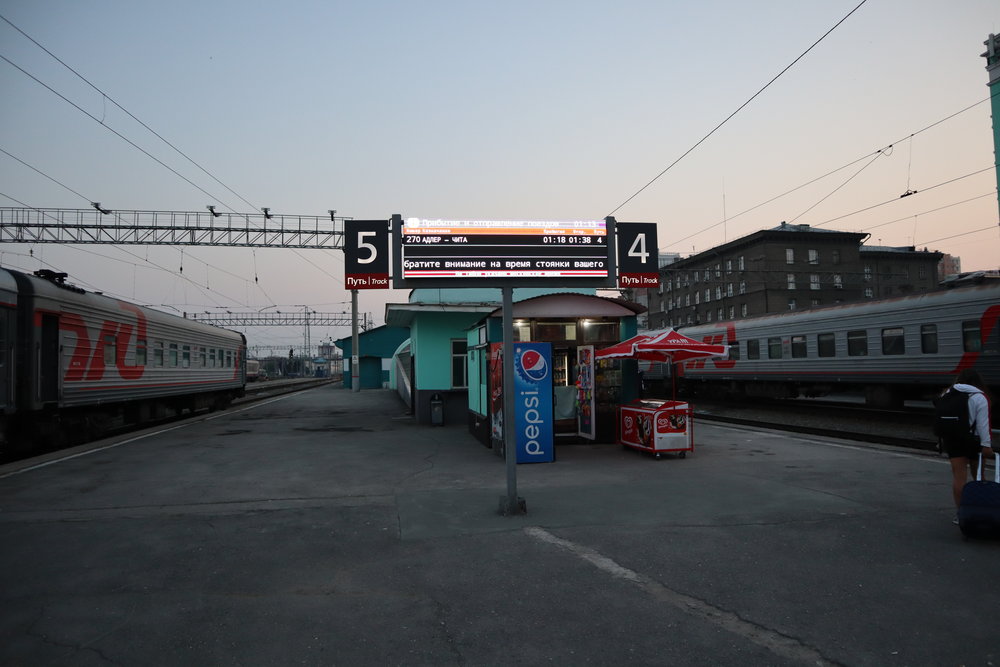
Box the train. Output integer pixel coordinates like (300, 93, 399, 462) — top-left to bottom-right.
(0, 267, 246, 457)
(668, 279, 1000, 408)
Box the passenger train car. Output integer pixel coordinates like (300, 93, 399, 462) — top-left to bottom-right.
(0, 267, 246, 456)
(674, 281, 1000, 408)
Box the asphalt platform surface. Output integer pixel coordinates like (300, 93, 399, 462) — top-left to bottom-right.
(1, 383, 998, 666)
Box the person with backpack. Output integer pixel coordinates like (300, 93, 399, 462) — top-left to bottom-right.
(937, 369, 994, 522)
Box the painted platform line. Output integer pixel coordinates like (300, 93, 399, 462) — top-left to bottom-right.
(524, 526, 836, 666)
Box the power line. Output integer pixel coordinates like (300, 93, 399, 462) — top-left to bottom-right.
(0, 12, 256, 214)
(607, 0, 869, 216)
(666, 90, 998, 250)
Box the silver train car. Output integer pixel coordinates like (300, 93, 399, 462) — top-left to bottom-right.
(0, 267, 246, 454)
(674, 281, 1000, 408)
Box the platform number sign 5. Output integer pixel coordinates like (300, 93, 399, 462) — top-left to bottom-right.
(615, 222, 660, 288)
(344, 220, 390, 289)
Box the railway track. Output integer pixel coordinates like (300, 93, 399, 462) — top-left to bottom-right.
(686, 397, 942, 452)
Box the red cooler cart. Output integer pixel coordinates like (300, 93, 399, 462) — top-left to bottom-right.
(618, 399, 693, 458)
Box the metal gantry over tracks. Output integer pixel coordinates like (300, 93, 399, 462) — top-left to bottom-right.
(0, 207, 345, 248)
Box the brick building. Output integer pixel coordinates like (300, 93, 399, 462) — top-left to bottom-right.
(641, 223, 943, 329)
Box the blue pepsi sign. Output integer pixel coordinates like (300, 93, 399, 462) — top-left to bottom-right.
(513, 342, 554, 463)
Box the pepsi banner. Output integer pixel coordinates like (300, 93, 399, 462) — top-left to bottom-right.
(513, 342, 554, 463)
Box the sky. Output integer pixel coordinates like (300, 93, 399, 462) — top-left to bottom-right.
(0, 0, 998, 354)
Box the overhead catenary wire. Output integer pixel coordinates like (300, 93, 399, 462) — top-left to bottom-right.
(607, 0, 869, 217)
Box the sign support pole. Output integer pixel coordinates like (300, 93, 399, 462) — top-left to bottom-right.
(500, 286, 525, 515)
(351, 289, 360, 393)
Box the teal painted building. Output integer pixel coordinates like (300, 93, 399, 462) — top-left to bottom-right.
(386, 288, 645, 445)
(984, 33, 1000, 220)
(386, 287, 598, 425)
(335, 325, 410, 390)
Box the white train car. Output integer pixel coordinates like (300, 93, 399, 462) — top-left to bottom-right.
(676, 281, 1000, 408)
(1, 268, 246, 452)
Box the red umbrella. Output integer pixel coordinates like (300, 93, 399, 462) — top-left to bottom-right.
(595, 328, 727, 363)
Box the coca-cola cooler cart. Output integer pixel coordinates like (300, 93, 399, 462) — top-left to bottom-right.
(618, 399, 693, 459)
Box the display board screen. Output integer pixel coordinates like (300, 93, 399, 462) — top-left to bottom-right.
(398, 218, 610, 280)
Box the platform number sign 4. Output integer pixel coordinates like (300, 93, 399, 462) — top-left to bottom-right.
(615, 222, 659, 288)
(344, 220, 390, 289)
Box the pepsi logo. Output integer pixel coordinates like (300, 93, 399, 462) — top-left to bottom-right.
(518, 349, 548, 383)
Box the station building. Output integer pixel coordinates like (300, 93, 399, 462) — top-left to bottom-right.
(385, 288, 645, 443)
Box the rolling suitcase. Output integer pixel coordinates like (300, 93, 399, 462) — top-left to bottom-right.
(958, 453, 1000, 539)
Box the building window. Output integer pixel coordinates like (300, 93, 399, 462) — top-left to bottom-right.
(786, 248, 794, 264)
(726, 283, 734, 297)
(921, 324, 938, 353)
(728, 306, 735, 319)
(808, 249, 819, 264)
(788, 298, 797, 310)
(787, 273, 796, 290)
(451, 340, 468, 388)
(847, 330, 868, 356)
(738, 255, 745, 271)
(832, 250, 840, 265)
(717, 307, 724, 321)
(810, 274, 820, 290)
(919, 266, 928, 279)
(864, 287, 873, 298)
(882, 327, 905, 355)
(685, 295, 690, 307)
(725, 259, 732, 273)
(864, 265, 872, 282)
(791, 335, 807, 358)
(741, 303, 748, 317)
(695, 292, 700, 305)
(714, 287, 722, 300)
(693, 270, 699, 283)
(715, 264, 722, 278)
(739, 281, 746, 295)
(817, 333, 835, 357)
(833, 274, 843, 289)
(706, 310, 712, 323)
(768, 337, 783, 359)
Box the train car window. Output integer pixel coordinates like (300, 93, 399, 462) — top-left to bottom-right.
(169, 343, 178, 367)
(226, 350, 233, 367)
(920, 324, 938, 353)
(791, 335, 807, 358)
(747, 339, 760, 359)
(847, 330, 868, 356)
(768, 337, 782, 359)
(728, 341, 741, 360)
(136, 339, 147, 366)
(154, 342, 163, 367)
(200, 348, 207, 367)
(182, 345, 191, 368)
(962, 321, 982, 353)
(881, 327, 905, 355)
(209, 349, 216, 367)
(103, 334, 116, 366)
(817, 333, 835, 357)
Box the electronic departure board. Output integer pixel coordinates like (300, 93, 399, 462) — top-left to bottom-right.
(396, 218, 613, 285)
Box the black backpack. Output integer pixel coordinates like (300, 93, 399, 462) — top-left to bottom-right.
(933, 388, 979, 447)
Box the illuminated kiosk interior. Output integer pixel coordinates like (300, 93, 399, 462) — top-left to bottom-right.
(466, 292, 643, 447)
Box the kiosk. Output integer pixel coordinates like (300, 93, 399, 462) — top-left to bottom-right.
(595, 328, 728, 460)
(618, 399, 693, 458)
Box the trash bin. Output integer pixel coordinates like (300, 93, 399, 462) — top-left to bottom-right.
(430, 393, 444, 426)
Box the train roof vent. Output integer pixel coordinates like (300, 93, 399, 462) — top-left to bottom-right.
(33, 269, 86, 294)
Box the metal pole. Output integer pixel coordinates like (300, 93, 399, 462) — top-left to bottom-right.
(351, 289, 360, 392)
(500, 286, 524, 515)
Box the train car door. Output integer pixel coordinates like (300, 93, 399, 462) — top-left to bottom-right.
(0, 307, 13, 411)
(38, 313, 59, 403)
